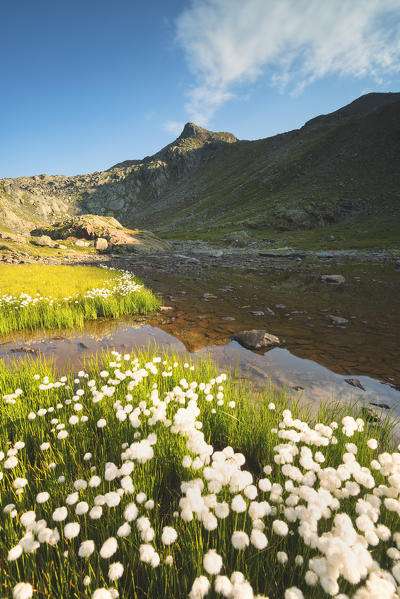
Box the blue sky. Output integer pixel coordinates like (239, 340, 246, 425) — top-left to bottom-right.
(1, 0, 399, 178)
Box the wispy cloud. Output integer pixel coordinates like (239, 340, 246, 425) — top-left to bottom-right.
(176, 0, 400, 125)
(163, 120, 185, 136)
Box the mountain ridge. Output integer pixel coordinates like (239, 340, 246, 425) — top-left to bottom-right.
(1, 92, 399, 241)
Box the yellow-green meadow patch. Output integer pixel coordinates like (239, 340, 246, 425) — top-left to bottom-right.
(0, 265, 160, 334)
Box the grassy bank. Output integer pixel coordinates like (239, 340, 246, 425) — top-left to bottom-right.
(0, 348, 398, 599)
(0, 265, 160, 334)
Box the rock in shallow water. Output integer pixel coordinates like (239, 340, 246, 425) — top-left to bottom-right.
(233, 329, 281, 350)
(326, 314, 349, 325)
(344, 378, 366, 391)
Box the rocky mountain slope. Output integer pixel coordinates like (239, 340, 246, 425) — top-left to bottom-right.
(1, 92, 399, 241)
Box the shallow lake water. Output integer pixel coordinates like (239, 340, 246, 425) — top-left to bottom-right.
(1, 259, 399, 415)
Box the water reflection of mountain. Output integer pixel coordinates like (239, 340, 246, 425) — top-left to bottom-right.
(1, 312, 399, 395)
(2, 317, 399, 416)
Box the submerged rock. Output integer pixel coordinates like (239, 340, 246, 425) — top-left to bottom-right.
(344, 378, 366, 391)
(326, 315, 349, 325)
(233, 329, 281, 350)
(10, 346, 40, 355)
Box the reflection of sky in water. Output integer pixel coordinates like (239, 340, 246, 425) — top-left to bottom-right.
(200, 343, 400, 413)
(1, 322, 399, 415)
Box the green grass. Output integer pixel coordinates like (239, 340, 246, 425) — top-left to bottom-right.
(158, 215, 400, 252)
(0, 265, 160, 334)
(0, 348, 398, 599)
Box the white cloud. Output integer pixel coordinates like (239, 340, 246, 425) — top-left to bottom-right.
(163, 119, 185, 136)
(176, 0, 400, 124)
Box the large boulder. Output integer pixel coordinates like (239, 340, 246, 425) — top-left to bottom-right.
(95, 237, 108, 251)
(30, 235, 54, 247)
(233, 330, 281, 350)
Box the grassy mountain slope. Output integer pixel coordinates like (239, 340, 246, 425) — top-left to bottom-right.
(1, 93, 399, 245)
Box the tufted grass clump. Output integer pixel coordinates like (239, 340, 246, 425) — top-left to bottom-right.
(0, 348, 399, 599)
(0, 265, 160, 334)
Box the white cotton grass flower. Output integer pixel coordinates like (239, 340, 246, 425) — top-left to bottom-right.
(20, 511, 36, 528)
(189, 576, 210, 599)
(215, 502, 230, 519)
(273, 520, 289, 536)
(64, 522, 80, 539)
(139, 544, 160, 567)
(244, 484, 257, 500)
(108, 561, 124, 581)
(36, 491, 50, 504)
(8, 545, 23, 561)
(367, 438, 378, 449)
(203, 549, 223, 575)
(295, 555, 304, 567)
(285, 588, 304, 599)
(66, 492, 79, 505)
(161, 526, 178, 545)
(250, 528, 268, 550)
(78, 540, 95, 558)
(124, 503, 138, 521)
(100, 537, 118, 559)
(13, 582, 33, 599)
(93, 589, 113, 599)
(53, 506, 68, 521)
(74, 479, 88, 491)
(231, 531, 249, 550)
(258, 478, 271, 492)
(215, 575, 233, 597)
(139, 543, 155, 563)
(231, 494, 247, 513)
(165, 555, 174, 566)
(117, 522, 131, 537)
(83, 576, 91, 587)
(76, 501, 89, 515)
(97, 418, 107, 428)
(305, 571, 318, 586)
(89, 475, 101, 487)
(89, 506, 103, 520)
(4, 456, 18, 469)
(277, 551, 288, 564)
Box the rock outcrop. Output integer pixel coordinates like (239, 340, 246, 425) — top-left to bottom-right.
(31, 215, 170, 254)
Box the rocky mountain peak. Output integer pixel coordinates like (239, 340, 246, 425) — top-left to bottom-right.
(179, 122, 208, 139)
(175, 122, 238, 146)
